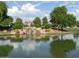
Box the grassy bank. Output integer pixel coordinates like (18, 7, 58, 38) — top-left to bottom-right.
(0, 32, 13, 36)
(65, 28, 79, 33)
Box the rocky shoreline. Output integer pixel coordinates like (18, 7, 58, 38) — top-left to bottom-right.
(0, 28, 71, 36)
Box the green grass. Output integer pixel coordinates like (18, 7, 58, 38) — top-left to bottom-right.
(0, 32, 13, 36)
(65, 28, 79, 33)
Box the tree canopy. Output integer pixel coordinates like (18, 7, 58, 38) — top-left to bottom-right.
(42, 17, 48, 26)
(42, 17, 51, 29)
(0, 2, 13, 30)
(12, 18, 23, 29)
(0, 16, 13, 27)
(50, 6, 76, 30)
(33, 17, 41, 27)
(0, 2, 7, 22)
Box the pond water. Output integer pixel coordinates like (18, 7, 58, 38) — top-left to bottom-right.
(0, 33, 79, 58)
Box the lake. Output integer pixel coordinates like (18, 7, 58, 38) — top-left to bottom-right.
(0, 33, 79, 58)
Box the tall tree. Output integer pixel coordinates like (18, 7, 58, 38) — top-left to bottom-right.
(42, 17, 52, 29)
(42, 17, 48, 26)
(12, 18, 23, 29)
(0, 2, 13, 30)
(0, 16, 13, 27)
(33, 17, 41, 27)
(50, 6, 76, 30)
(0, 1, 7, 22)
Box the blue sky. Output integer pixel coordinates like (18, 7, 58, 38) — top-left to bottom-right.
(5, 1, 79, 22)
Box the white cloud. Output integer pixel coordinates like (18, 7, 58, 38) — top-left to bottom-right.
(21, 16, 35, 22)
(7, 2, 50, 21)
(8, 6, 17, 16)
(21, 3, 40, 13)
(7, 3, 42, 21)
(8, 6, 23, 17)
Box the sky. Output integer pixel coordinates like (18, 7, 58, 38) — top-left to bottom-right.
(5, 1, 79, 22)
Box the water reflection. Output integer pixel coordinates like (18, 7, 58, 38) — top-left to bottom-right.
(50, 39, 76, 58)
(74, 33, 79, 39)
(21, 40, 41, 55)
(0, 45, 13, 57)
(0, 35, 51, 57)
(0, 34, 78, 58)
(52, 36, 59, 40)
(10, 35, 24, 42)
(33, 36, 50, 42)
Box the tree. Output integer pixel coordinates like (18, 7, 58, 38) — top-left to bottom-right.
(33, 17, 41, 27)
(66, 14, 76, 27)
(16, 18, 22, 23)
(42, 17, 50, 29)
(44, 24, 52, 29)
(50, 6, 76, 30)
(12, 18, 23, 29)
(0, 16, 13, 27)
(42, 17, 48, 26)
(0, 2, 7, 22)
(0, 2, 13, 30)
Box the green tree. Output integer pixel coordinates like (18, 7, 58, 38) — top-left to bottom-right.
(33, 17, 41, 27)
(0, 16, 13, 27)
(50, 6, 76, 30)
(66, 14, 76, 27)
(13, 18, 23, 29)
(0, 2, 13, 30)
(42, 17, 51, 29)
(42, 17, 48, 26)
(0, 1, 7, 22)
(43, 24, 52, 29)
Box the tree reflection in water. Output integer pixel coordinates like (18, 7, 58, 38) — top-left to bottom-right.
(10, 35, 27, 42)
(50, 39, 76, 58)
(0, 45, 13, 57)
(74, 33, 79, 39)
(33, 36, 50, 42)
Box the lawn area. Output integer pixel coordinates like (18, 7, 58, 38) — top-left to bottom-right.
(65, 28, 79, 33)
(0, 32, 12, 36)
